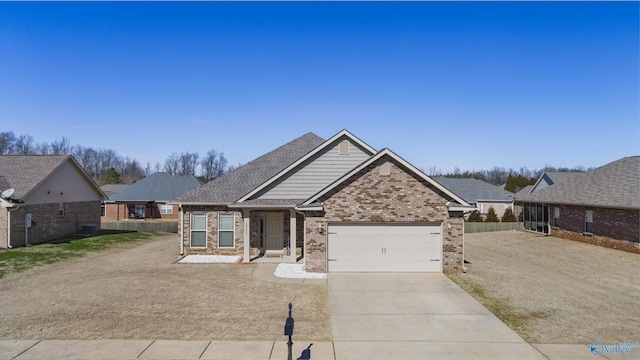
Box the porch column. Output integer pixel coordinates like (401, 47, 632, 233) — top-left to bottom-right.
(289, 209, 297, 262)
(243, 209, 250, 263)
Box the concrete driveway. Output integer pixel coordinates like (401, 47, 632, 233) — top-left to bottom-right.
(328, 273, 548, 360)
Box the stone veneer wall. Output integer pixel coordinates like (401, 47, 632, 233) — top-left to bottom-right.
(305, 156, 464, 274)
(3, 201, 101, 248)
(181, 205, 244, 256)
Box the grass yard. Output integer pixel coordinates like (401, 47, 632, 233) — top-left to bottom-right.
(0, 231, 154, 279)
(0, 233, 331, 341)
(449, 231, 640, 344)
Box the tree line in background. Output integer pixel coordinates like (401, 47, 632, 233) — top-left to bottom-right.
(1, 131, 587, 190)
(0, 131, 235, 185)
(426, 164, 590, 194)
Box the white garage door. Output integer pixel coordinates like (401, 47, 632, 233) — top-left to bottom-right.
(327, 223, 442, 272)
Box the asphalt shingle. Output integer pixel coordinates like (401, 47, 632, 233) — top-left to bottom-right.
(432, 177, 513, 203)
(109, 173, 203, 202)
(176, 132, 325, 204)
(515, 156, 640, 209)
(0, 155, 70, 199)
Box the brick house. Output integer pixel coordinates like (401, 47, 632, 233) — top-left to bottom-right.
(174, 130, 473, 273)
(432, 177, 514, 219)
(0, 155, 106, 248)
(516, 156, 639, 253)
(103, 172, 203, 221)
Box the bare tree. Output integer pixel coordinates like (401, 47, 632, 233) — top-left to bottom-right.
(14, 135, 35, 155)
(0, 131, 16, 154)
(164, 153, 180, 175)
(201, 149, 228, 181)
(50, 137, 71, 155)
(35, 142, 50, 155)
(179, 152, 199, 176)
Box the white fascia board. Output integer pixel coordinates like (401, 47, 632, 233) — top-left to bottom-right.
(529, 172, 549, 193)
(0, 198, 16, 208)
(237, 129, 377, 203)
(302, 148, 472, 207)
(227, 204, 296, 209)
(294, 205, 324, 211)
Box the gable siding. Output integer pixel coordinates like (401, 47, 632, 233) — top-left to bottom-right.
(24, 161, 102, 204)
(255, 139, 372, 200)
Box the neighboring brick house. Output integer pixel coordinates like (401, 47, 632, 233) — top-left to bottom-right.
(0, 155, 106, 248)
(174, 130, 473, 274)
(432, 177, 514, 219)
(104, 172, 203, 220)
(516, 156, 639, 253)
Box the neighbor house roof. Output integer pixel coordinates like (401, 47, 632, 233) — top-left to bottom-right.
(515, 156, 640, 209)
(101, 184, 130, 198)
(432, 177, 513, 204)
(528, 171, 583, 193)
(175, 132, 325, 204)
(109, 172, 203, 202)
(0, 155, 105, 201)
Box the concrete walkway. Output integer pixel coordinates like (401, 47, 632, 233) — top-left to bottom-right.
(2, 339, 637, 360)
(1, 268, 636, 359)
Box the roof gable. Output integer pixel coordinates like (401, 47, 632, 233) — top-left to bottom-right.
(175, 132, 325, 204)
(0, 155, 105, 203)
(302, 148, 471, 207)
(517, 156, 640, 209)
(241, 130, 376, 202)
(110, 172, 203, 202)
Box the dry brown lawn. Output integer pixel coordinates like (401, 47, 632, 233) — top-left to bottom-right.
(0, 234, 331, 341)
(451, 231, 640, 344)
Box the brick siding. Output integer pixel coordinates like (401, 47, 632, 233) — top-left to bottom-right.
(550, 205, 639, 253)
(180, 205, 244, 256)
(305, 155, 464, 274)
(2, 201, 101, 248)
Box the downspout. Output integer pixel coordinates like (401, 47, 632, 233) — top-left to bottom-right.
(179, 204, 184, 255)
(6, 204, 20, 249)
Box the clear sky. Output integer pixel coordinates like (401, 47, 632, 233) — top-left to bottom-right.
(1, 1, 638, 174)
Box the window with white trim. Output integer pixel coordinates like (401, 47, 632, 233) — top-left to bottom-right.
(553, 207, 560, 228)
(584, 210, 593, 233)
(218, 213, 235, 248)
(190, 214, 207, 248)
(160, 204, 173, 215)
(58, 203, 65, 217)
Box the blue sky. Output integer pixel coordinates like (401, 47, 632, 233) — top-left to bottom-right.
(1, 1, 638, 174)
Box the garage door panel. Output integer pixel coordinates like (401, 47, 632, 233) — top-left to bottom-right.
(327, 223, 442, 273)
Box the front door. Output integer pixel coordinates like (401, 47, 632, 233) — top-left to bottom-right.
(264, 212, 284, 250)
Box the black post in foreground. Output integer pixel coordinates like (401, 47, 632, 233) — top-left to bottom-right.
(284, 303, 294, 360)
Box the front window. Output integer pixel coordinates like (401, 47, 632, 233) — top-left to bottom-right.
(190, 214, 207, 247)
(58, 203, 65, 217)
(553, 207, 560, 228)
(585, 210, 593, 233)
(218, 214, 235, 248)
(160, 204, 173, 215)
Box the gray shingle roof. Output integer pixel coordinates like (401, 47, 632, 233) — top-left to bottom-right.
(515, 156, 640, 209)
(109, 172, 203, 202)
(0, 155, 72, 199)
(100, 184, 130, 198)
(432, 177, 513, 203)
(175, 132, 325, 204)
